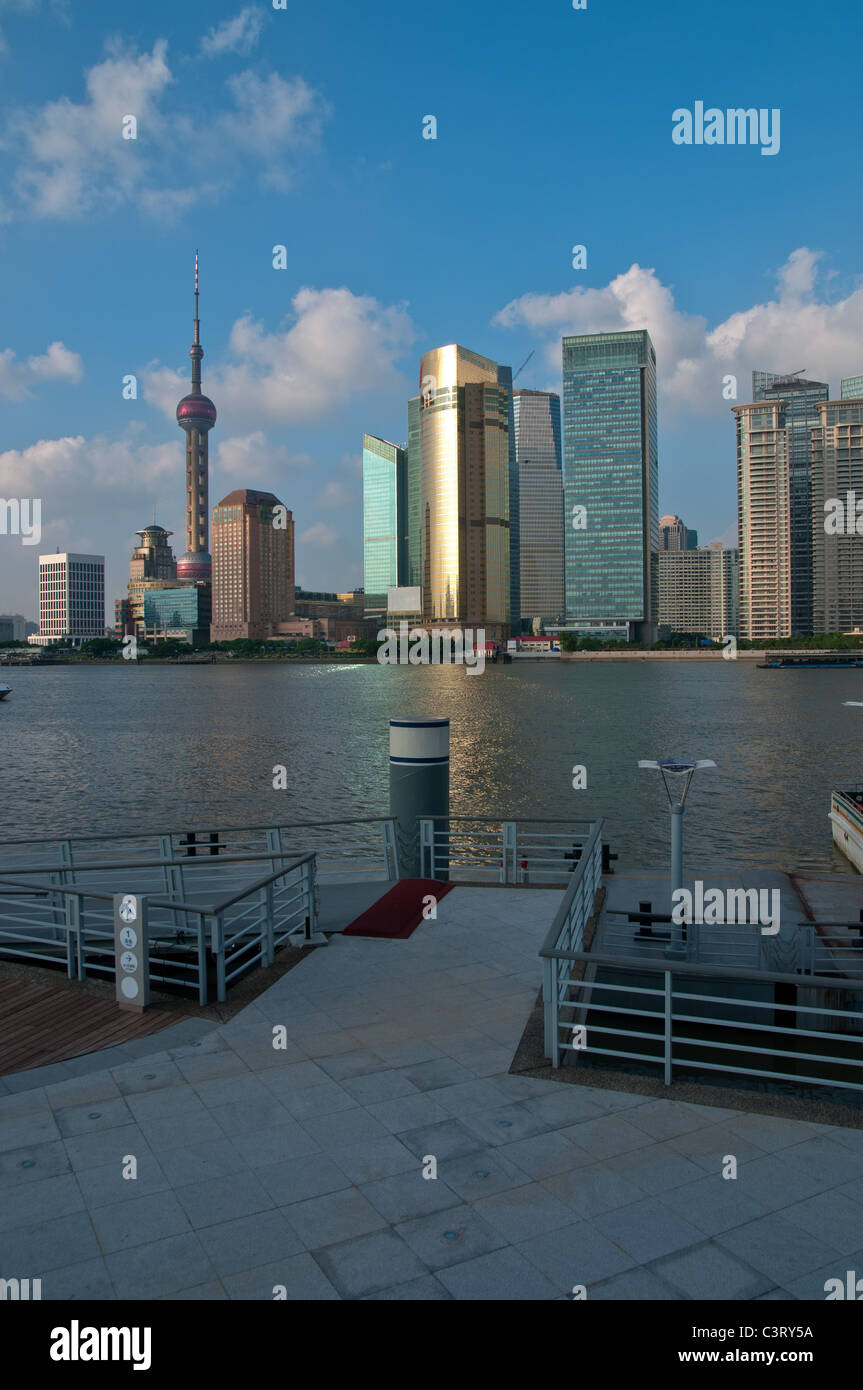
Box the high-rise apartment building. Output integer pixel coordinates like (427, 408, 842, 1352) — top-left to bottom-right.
(841, 375, 863, 401)
(362, 433, 407, 602)
(211, 490, 294, 641)
(657, 544, 739, 641)
(32, 553, 105, 646)
(659, 514, 698, 551)
(811, 398, 863, 633)
(513, 389, 563, 625)
(562, 330, 659, 642)
(417, 344, 514, 640)
(733, 399, 791, 641)
(752, 371, 828, 635)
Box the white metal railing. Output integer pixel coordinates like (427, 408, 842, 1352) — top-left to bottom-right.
(418, 817, 597, 885)
(0, 852, 318, 1005)
(539, 943, 863, 1090)
(0, 817, 399, 889)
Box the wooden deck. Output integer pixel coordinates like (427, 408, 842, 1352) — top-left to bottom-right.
(0, 976, 183, 1077)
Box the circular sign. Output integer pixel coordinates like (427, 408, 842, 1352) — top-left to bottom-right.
(120, 977, 139, 999)
(120, 951, 138, 974)
(119, 896, 138, 924)
(119, 926, 137, 950)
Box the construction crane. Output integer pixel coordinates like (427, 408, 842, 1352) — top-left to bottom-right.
(513, 349, 534, 383)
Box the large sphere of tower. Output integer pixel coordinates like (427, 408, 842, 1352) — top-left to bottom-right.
(176, 393, 217, 432)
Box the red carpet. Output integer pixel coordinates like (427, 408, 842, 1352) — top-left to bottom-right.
(342, 879, 454, 939)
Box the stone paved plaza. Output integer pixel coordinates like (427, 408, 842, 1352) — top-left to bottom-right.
(2, 885, 863, 1300)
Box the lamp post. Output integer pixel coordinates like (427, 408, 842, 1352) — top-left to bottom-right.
(638, 757, 716, 957)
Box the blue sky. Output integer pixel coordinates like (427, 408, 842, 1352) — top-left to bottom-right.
(1, 0, 862, 619)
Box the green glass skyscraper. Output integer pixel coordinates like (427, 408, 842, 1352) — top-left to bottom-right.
(362, 433, 407, 602)
(562, 330, 659, 641)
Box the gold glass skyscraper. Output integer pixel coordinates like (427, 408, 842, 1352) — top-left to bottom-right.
(418, 344, 512, 639)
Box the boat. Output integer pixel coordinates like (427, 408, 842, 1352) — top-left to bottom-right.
(0, 685, 10, 701)
(829, 785, 863, 872)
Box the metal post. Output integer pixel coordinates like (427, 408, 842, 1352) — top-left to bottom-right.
(213, 914, 226, 1002)
(542, 956, 557, 1063)
(264, 883, 275, 966)
(503, 821, 517, 884)
(668, 804, 685, 957)
(389, 718, 450, 880)
(113, 894, 150, 1013)
(664, 970, 673, 1084)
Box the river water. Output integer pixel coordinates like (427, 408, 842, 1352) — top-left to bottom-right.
(0, 660, 859, 875)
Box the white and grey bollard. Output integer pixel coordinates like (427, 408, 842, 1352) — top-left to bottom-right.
(389, 718, 450, 879)
(113, 894, 149, 1012)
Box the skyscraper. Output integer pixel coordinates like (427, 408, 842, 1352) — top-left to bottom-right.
(406, 397, 422, 588)
(512, 389, 563, 625)
(362, 433, 408, 602)
(562, 330, 659, 642)
(176, 254, 217, 583)
(659, 515, 698, 551)
(841, 375, 863, 400)
(657, 544, 739, 641)
(812, 398, 863, 633)
(752, 371, 828, 635)
(733, 399, 791, 641)
(127, 522, 179, 641)
(211, 489, 294, 642)
(32, 553, 105, 647)
(418, 344, 513, 640)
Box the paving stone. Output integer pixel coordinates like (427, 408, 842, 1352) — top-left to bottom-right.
(257, 1155, 351, 1206)
(285, 1186, 389, 1249)
(314, 1230, 430, 1298)
(437, 1246, 559, 1300)
(222, 1253, 340, 1300)
(329, 1137, 418, 1184)
(197, 1210, 304, 1277)
(394, 1203, 508, 1271)
(156, 1138, 248, 1189)
(474, 1182, 577, 1243)
(90, 1191, 191, 1253)
(0, 1172, 85, 1232)
(302, 1107, 391, 1149)
(0, 1212, 101, 1272)
(106, 1232, 218, 1299)
(516, 1220, 635, 1290)
(41, 1256, 117, 1301)
(0, 1139, 71, 1189)
(438, 1148, 531, 1202)
(362, 1274, 451, 1300)
(588, 1266, 680, 1300)
(652, 1240, 773, 1300)
(360, 1169, 462, 1224)
(715, 1213, 844, 1286)
(175, 1171, 275, 1229)
(591, 1196, 705, 1263)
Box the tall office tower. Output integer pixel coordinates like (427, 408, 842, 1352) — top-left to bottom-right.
(499, 363, 520, 627)
(406, 398, 422, 587)
(127, 522, 179, 639)
(513, 389, 563, 625)
(657, 544, 739, 641)
(812, 398, 863, 633)
(562, 330, 659, 642)
(752, 371, 828, 635)
(176, 254, 217, 583)
(33, 553, 104, 647)
(659, 514, 698, 551)
(841, 375, 863, 400)
(418, 344, 513, 640)
(362, 433, 408, 602)
(733, 399, 791, 641)
(210, 489, 294, 641)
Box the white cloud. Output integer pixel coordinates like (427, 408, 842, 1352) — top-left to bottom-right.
(214, 431, 315, 485)
(315, 480, 355, 509)
(300, 522, 340, 547)
(144, 286, 415, 430)
(0, 431, 177, 496)
(494, 249, 863, 415)
(0, 340, 83, 399)
(1, 40, 328, 219)
(200, 6, 263, 58)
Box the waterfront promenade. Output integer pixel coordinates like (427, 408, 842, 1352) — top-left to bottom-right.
(3, 883, 863, 1300)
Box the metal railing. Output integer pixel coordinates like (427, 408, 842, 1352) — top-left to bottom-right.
(0, 852, 317, 1005)
(540, 939, 863, 1093)
(0, 817, 399, 887)
(418, 817, 598, 885)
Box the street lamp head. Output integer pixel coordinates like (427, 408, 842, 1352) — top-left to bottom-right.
(638, 755, 716, 805)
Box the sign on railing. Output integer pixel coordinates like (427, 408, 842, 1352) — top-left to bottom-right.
(113, 894, 149, 1011)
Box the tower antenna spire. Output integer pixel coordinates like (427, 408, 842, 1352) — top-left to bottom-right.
(194, 249, 200, 348)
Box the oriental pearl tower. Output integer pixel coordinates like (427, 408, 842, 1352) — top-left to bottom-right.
(176, 252, 217, 582)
